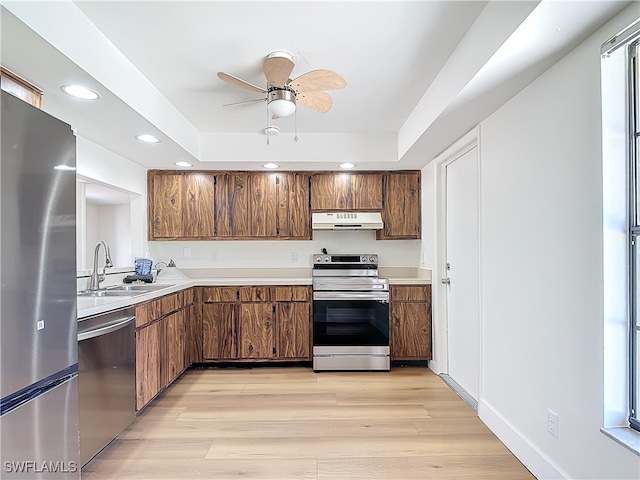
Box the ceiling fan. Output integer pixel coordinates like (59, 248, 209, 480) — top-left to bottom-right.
(217, 51, 346, 119)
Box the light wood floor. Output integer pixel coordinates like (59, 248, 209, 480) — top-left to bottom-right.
(82, 367, 535, 480)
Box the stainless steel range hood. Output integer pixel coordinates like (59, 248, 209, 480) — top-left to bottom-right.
(312, 212, 383, 230)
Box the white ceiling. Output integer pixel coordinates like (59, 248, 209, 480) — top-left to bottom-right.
(0, 0, 633, 171)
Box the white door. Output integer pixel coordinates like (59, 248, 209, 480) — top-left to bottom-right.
(445, 147, 480, 401)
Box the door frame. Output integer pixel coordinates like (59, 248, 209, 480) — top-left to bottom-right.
(431, 127, 482, 401)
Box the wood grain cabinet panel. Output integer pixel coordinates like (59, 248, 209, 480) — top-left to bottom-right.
(311, 173, 382, 211)
(274, 286, 310, 302)
(240, 286, 271, 302)
(149, 173, 183, 239)
(277, 173, 310, 239)
(215, 173, 250, 237)
(249, 173, 278, 237)
(389, 285, 432, 361)
(183, 173, 215, 238)
(351, 174, 383, 210)
(202, 302, 237, 360)
(378, 172, 421, 239)
(202, 287, 239, 303)
(1, 67, 43, 108)
(136, 321, 161, 411)
(165, 311, 185, 384)
(277, 302, 311, 359)
(239, 303, 275, 359)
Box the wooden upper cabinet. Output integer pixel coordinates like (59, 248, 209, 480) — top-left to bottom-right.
(148, 171, 215, 240)
(277, 173, 310, 239)
(311, 173, 382, 211)
(149, 172, 183, 239)
(378, 172, 421, 239)
(1, 67, 42, 108)
(215, 173, 250, 237)
(184, 174, 215, 238)
(249, 173, 278, 237)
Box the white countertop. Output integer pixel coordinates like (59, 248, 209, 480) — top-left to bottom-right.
(77, 268, 431, 319)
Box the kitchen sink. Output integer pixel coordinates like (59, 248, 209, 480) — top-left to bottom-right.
(107, 284, 174, 292)
(77, 289, 141, 298)
(77, 284, 175, 298)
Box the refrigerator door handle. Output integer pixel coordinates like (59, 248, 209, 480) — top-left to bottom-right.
(77, 316, 135, 342)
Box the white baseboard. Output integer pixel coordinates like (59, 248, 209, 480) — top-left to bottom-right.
(479, 400, 566, 480)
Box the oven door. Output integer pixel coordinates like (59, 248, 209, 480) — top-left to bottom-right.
(312, 296, 389, 347)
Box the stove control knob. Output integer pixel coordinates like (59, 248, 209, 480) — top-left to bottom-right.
(313, 255, 322, 263)
(324, 256, 330, 262)
(369, 255, 377, 263)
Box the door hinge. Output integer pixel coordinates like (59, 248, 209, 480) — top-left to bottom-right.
(272, 346, 276, 355)
(213, 176, 217, 185)
(236, 289, 240, 300)
(213, 227, 217, 236)
(275, 176, 280, 185)
(272, 305, 276, 313)
(276, 227, 280, 235)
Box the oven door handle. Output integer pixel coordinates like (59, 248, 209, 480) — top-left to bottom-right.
(313, 292, 389, 302)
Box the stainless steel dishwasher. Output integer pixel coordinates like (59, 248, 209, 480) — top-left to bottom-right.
(78, 307, 135, 467)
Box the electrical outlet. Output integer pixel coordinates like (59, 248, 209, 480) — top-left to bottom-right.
(291, 252, 298, 263)
(37, 320, 45, 331)
(547, 409, 558, 438)
(211, 251, 218, 263)
(183, 247, 192, 259)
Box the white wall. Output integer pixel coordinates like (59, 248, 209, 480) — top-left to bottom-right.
(469, 5, 639, 479)
(148, 231, 420, 269)
(76, 136, 147, 270)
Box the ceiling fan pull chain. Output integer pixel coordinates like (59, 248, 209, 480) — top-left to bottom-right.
(266, 102, 270, 145)
(294, 109, 299, 142)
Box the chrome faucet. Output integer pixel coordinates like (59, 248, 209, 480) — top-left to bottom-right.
(89, 241, 113, 290)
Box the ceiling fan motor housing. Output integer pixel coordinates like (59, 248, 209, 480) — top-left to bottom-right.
(267, 85, 297, 117)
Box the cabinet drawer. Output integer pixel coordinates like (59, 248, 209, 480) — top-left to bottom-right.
(160, 293, 182, 316)
(390, 285, 431, 302)
(240, 286, 272, 302)
(274, 286, 310, 302)
(202, 287, 239, 303)
(182, 288, 194, 306)
(136, 299, 161, 328)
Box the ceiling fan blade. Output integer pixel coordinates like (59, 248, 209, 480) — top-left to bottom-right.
(263, 56, 294, 87)
(289, 69, 346, 92)
(296, 91, 333, 113)
(217, 72, 266, 94)
(223, 98, 266, 107)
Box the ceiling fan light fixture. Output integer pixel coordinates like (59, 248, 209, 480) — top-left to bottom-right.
(267, 87, 296, 117)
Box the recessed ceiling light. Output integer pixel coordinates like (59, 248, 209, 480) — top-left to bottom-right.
(175, 161, 192, 167)
(340, 163, 356, 169)
(136, 134, 160, 143)
(61, 85, 99, 100)
(263, 163, 279, 169)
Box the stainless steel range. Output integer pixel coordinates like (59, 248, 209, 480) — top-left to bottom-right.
(312, 254, 390, 371)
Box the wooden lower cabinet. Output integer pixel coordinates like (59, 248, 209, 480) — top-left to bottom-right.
(277, 302, 311, 359)
(202, 302, 237, 359)
(135, 321, 161, 410)
(239, 303, 275, 359)
(200, 286, 311, 362)
(135, 288, 193, 412)
(390, 285, 432, 360)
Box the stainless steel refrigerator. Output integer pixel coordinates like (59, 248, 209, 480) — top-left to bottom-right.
(0, 91, 80, 479)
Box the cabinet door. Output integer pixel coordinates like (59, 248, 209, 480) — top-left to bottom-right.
(136, 321, 160, 410)
(202, 287, 239, 303)
(202, 303, 237, 359)
(165, 311, 185, 384)
(277, 173, 310, 239)
(390, 302, 431, 360)
(277, 302, 310, 359)
(238, 303, 275, 359)
(149, 172, 183, 239)
(214, 173, 250, 237)
(183, 173, 215, 238)
(311, 173, 351, 210)
(380, 172, 421, 239)
(239, 286, 271, 302)
(391, 285, 431, 303)
(249, 173, 278, 237)
(352, 174, 382, 210)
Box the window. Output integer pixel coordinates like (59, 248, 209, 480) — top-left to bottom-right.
(601, 19, 640, 439)
(631, 38, 640, 432)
